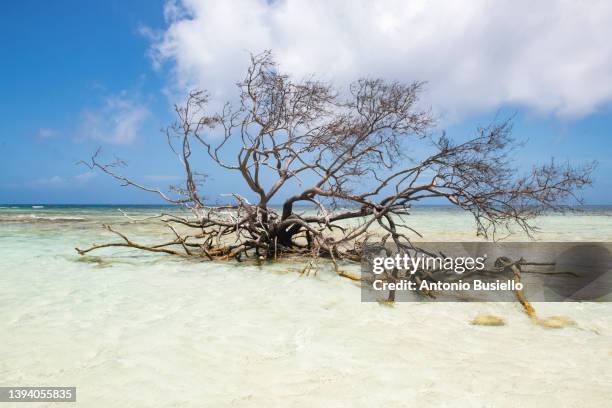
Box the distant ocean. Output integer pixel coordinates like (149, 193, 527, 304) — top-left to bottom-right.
(1, 204, 611, 406)
(1, 204, 611, 240)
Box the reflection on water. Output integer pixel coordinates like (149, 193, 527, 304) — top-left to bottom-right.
(1, 206, 611, 406)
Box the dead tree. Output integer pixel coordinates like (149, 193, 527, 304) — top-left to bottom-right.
(77, 51, 595, 267)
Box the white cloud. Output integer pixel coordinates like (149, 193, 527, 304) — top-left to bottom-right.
(30, 175, 67, 188)
(27, 172, 96, 189)
(79, 92, 150, 145)
(149, 0, 612, 118)
(36, 128, 60, 139)
(73, 171, 97, 184)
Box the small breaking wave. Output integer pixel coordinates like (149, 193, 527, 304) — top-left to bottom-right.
(0, 214, 87, 223)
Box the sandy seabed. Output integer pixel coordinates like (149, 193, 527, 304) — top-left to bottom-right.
(2, 258, 611, 407)
(1, 206, 611, 407)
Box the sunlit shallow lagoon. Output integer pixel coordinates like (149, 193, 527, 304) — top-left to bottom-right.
(1, 205, 611, 406)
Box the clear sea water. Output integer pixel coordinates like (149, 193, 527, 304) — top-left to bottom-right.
(1, 205, 611, 406)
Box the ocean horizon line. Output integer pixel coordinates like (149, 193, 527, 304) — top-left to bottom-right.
(3, 203, 612, 208)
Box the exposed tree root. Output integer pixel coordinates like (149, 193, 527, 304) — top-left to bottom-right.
(495, 257, 537, 318)
(337, 270, 361, 282)
(496, 257, 576, 328)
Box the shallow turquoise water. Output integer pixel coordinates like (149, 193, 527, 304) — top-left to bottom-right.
(1, 206, 611, 406)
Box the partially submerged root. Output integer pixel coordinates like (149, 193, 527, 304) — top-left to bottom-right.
(500, 258, 576, 329)
(377, 299, 396, 308)
(471, 314, 505, 326)
(337, 270, 361, 282)
(535, 316, 576, 329)
(495, 256, 537, 319)
(300, 261, 317, 277)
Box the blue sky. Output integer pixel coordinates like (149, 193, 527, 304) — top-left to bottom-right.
(1, 0, 611, 204)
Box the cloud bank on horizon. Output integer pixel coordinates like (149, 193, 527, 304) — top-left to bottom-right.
(149, 0, 612, 119)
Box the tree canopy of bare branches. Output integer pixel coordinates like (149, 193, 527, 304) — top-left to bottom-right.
(77, 51, 595, 266)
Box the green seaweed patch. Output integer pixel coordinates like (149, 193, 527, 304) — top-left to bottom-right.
(75, 256, 113, 268)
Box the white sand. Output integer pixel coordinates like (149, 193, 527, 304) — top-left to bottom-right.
(1, 258, 611, 407)
(1, 206, 611, 407)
